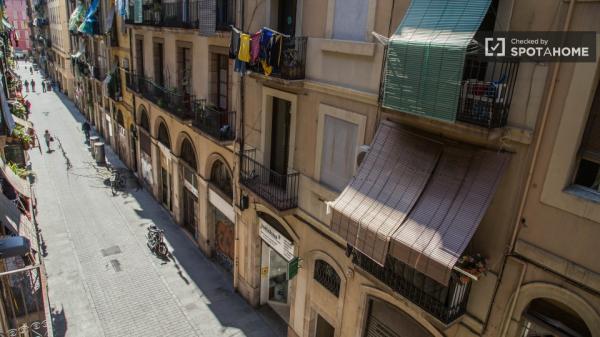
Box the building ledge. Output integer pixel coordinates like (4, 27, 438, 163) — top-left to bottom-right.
(318, 38, 376, 57)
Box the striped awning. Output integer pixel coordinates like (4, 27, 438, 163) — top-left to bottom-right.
(382, 0, 492, 122)
(330, 121, 510, 285)
(0, 191, 34, 241)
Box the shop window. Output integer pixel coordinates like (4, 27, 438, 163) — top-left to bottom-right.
(157, 122, 170, 149)
(521, 298, 591, 337)
(210, 160, 232, 199)
(573, 82, 600, 194)
(313, 259, 340, 297)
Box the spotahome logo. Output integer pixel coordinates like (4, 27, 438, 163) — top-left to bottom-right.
(480, 32, 596, 62)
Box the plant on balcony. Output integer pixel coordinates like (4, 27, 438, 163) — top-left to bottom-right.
(456, 253, 487, 283)
(8, 161, 30, 178)
(11, 126, 33, 150)
(10, 102, 27, 119)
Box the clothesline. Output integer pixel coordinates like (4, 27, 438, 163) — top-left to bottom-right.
(229, 25, 290, 38)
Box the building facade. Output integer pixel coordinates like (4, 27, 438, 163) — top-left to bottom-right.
(47, 0, 74, 96)
(5, 0, 32, 53)
(49, 0, 600, 336)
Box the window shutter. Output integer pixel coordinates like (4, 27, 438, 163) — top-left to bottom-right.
(383, 0, 492, 122)
(332, 0, 369, 41)
(199, 0, 216, 35)
(320, 115, 358, 191)
(581, 83, 600, 163)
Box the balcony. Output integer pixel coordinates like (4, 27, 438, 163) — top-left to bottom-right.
(248, 36, 307, 81)
(240, 154, 299, 210)
(128, 74, 200, 120)
(349, 246, 471, 325)
(92, 66, 107, 81)
(125, 0, 199, 29)
(193, 103, 235, 141)
(457, 56, 520, 128)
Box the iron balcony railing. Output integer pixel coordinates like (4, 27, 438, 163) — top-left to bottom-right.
(193, 102, 236, 141)
(348, 246, 471, 324)
(107, 71, 122, 101)
(128, 73, 199, 120)
(457, 55, 520, 128)
(125, 0, 199, 29)
(92, 65, 107, 81)
(248, 36, 307, 80)
(240, 154, 299, 210)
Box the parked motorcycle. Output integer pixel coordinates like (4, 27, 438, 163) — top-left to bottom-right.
(146, 225, 168, 258)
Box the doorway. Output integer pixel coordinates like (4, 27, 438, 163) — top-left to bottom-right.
(269, 97, 291, 186)
(182, 187, 197, 237)
(315, 315, 335, 337)
(277, 0, 296, 36)
(260, 242, 290, 322)
(213, 207, 235, 273)
(161, 167, 170, 209)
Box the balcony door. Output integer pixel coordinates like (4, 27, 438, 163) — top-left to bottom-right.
(276, 0, 296, 37)
(270, 97, 291, 182)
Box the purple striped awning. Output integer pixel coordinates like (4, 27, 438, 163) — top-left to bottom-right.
(330, 121, 510, 285)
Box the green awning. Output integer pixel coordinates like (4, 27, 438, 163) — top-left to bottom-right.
(382, 0, 491, 122)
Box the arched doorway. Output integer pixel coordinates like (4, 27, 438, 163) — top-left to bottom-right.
(179, 137, 198, 238)
(258, 212, 296, 323)
(363, 298, 434, 337)
(138, 107, 153, 187)
(520, 298, 591, 337)
(208, 159, 234, 274)
(156, 121, 172, 209)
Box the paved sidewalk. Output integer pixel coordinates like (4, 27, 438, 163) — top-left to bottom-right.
(21, 62, 284, 337)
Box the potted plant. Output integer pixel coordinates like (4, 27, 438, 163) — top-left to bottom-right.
(456, 253, 487, 284)
(8, 162, 30, 178)
(11, 126, 33, 149)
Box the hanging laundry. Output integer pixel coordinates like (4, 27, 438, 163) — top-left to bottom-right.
(259, 29, 273, 60)
(269, 35, 283, 68)
(250, 32, 261, 64)
(229, 30, 240, 59)
(261, 60, 272, 76)
(234, 59, 246, 74)
(238, 33, 251, 63)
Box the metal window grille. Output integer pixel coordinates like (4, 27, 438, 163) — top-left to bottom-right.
(313, 259, 341, 297)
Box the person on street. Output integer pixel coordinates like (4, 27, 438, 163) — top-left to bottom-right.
(23, 80, 29, 92)
(31, 79, 36, 92)
(82, 121, 91, 143)
(44, 130, 53, 152)
(29, 66, 33, 75)
(41, 81, 46, 92)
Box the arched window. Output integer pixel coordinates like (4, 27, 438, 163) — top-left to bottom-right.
(139, 107, 150, 131)
(521, 298, 591, 337)
(180, 138, 197, 171)
(117, 110, 124, 126)
(313, 259, 341, 297)
(157, 122, 170, 149)
(210, 160, 232, 199)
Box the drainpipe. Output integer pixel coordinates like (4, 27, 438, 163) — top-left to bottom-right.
(483, 0, 577, 334)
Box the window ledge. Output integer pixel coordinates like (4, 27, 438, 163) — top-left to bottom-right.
(319, 38, 376, 57)
(564, 185, 600, 204)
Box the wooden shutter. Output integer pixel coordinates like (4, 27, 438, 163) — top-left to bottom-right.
(320, 115, 358, 191)
(581, 83, 600, 163)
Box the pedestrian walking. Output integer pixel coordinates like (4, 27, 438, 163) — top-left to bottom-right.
(41, 81, 46, 92)
(82, 121, 91, 143)
(31, 79, 36, 92)
(44, 130, 53, 152)
(29, 66, 33, 75)
(24, 80, 29, 92)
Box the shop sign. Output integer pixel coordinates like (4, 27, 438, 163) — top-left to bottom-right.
(259, 219, 294, 261)
(287, 256, 300, 280)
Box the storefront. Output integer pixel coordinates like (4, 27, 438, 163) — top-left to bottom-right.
(363, 298, 433, 337)
(258, 214, 295, 323)
(209, 189, 235, 273)
(156, 121, 172, 211)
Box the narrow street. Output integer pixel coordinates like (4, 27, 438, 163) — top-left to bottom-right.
(20, 63, 284, 337)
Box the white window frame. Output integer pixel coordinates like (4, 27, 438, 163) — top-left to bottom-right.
(325, 0, 377, 42)
(314, 103, 366, 187)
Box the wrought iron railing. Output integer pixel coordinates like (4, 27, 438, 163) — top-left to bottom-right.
(92, 65, 107, 81)
(240, 154, 299, 210)
(128, 73, 199, 120)
(349, 246, 471, 324)
(193, 102, 235, 141)
(314, 259, 341, 297)
(457, 56, 520, 128)
(125, 0, 199, 29)
(248, 36, 307, 80)
(107, 71, 122, 101)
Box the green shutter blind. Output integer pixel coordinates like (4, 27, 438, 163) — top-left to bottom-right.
(382, 0, 491, 122)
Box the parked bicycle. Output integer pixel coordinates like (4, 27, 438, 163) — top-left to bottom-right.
(146, 225, 168, 258)
(110, 170, 126, 195)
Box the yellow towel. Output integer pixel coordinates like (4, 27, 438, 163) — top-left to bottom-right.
(238, 34, 251, 63)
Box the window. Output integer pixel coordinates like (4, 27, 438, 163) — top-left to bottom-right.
(157, 122, 171, 149)
(216, 0, 234, 31)
(153, 41, 164, 86)
(135, 38, 144, 77)
(214, 54, 229, 110)
(180, 139, 197, 171)
(521, 298, 591, 337)
(210, 160, 232, 199)
(313, 260, 340, 297)
(177, 45, 192, 94)
(332, 0, 369, 41)
(574, 82, 600, 193)
(320, 115, 358, 191)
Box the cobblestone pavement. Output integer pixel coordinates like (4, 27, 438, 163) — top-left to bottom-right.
(21, 62, 284, 337)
